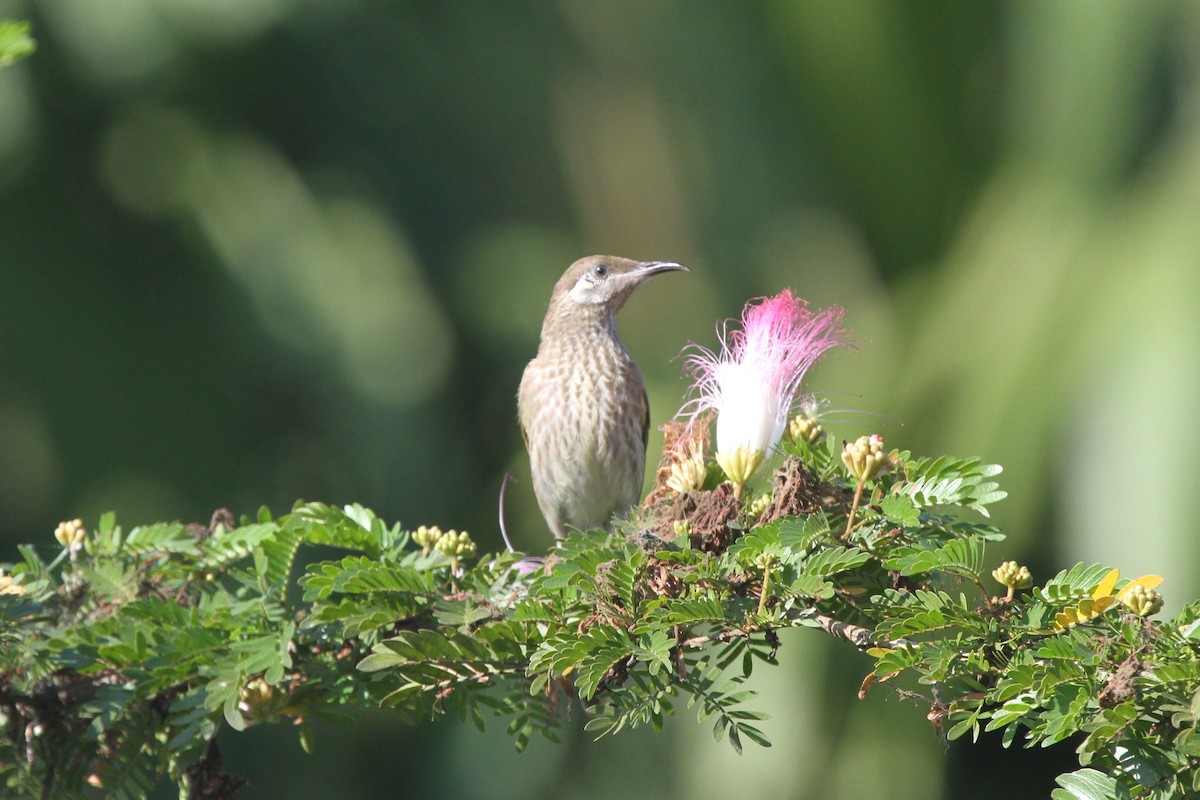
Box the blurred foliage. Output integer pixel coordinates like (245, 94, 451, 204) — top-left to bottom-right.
(3, 434, 1196, 799)
(0, 20, 34, 66)
(1, 0, 1198, 798)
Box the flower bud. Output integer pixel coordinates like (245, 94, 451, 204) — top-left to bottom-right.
(666, 456, 708, 494)
(1120, 584, 1164, 617)
(786, 414, 825, 446)
(54, 518, 86, 551)
(991, 561, 1032, 590)
(754, 551, 778, 571)
(434, 530, 476, 560)
(412, 525, 444, 556)
(434, 529, 476, 573)
(239, 678, 287, 725)
(746, 492, 772, 518)
(841, 435, 890, 483)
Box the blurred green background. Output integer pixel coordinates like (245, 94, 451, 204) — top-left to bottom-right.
(2, 0, 1198, 797)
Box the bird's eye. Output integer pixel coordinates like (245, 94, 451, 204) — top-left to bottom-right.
(592, 264, 609, 280)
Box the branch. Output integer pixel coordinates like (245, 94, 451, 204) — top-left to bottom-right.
(0, 450, 1194, 799)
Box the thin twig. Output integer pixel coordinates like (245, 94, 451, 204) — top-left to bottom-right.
(792, 609, 912, 651)
(842, 479, 865, 539)
(676, 610, 909, 653)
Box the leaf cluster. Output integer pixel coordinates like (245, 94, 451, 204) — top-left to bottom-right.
(1, 445, 1197, 799)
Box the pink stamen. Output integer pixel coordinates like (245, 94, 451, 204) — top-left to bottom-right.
(679, 291, 847, 457)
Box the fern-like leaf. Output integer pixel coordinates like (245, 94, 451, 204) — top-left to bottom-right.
(894, 454, 1007, 517)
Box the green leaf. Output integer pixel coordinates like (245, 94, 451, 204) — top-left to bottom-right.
(223, 692, 246, 731)
(870, 645, 922, 675)
(434, 598, 494, 628)
(783, 573, 835, 600)
(0, 21, 35, 67)
(200, 523, 278, 571)
(984, 694, 1035, 733)
(1036, 630, 1096, 664)
(725, 524, 782, 567)
(946, 712, 980, 742)
(79, 562, 138, 603)
(290, 502, 398, 557)
(879, 493, 920, 526)
(1035, 563, 1115, 604)
(1052, 768, 1130, 800)
(258, 520, 304, 587)
(884, 538, 983, 578)
(777, 514, 832, 549)
(894, 455, 1006, 516)
(798, 546, 871, 578)
(301, 555, 436, 601)
(123, 522, 198, 555)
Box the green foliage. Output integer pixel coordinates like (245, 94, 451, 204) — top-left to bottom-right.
(1, 442, 1197, 798)
(0, 20, 34, 67)
(892, 452, 1008, 517)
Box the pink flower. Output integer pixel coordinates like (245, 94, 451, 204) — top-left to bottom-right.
(681, 290, 846, 486)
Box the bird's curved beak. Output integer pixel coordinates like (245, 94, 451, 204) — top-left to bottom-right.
(629, 261, 689, 279)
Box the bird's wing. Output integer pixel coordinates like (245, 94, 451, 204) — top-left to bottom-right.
(517, 360, 537, 453)
(641, 383, 650, 452)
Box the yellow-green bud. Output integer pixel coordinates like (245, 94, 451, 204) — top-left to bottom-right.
(786, 414, 825, 446)
(672, 519, 692, 539)
(666, 456, 708, 495)
(434, 530, 476, 560)
(434, 529, 475, 573)
(841, 435, 889, 483)
(991, 561, 1032, 590)
(754, 551, 778, 571)
(716, 445, 764, 489)
(746, 493, 772, 518)
(238, 678, 291, 726)
(54, 518, 86, 550)
(412, 525, 444, 556)
(1120, 584, 1164, 617)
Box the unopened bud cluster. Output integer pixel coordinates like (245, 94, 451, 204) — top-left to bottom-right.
(238, 678, 288, 726)
(667, 456, 708, 495)
(414, 526, 476, 570)
(786, 414, 825, 446)
(412, 525, 444, 556)
(754, 551, 778, 571)
(841, 435, 890, 483)
(746, 492, 772, 518)
(54, 518, 86, 551)
(992, 561, 1032, 590)
(434, 530, 476, 560)
(1121, 584, 1164, 617)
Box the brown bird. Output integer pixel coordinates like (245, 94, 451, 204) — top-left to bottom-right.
(518, 255, 688, 539)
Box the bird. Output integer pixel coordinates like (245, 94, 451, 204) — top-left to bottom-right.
(518, 255, 688, 539)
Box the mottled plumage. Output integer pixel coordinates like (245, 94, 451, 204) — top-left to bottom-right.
(519, 255, 687, 538)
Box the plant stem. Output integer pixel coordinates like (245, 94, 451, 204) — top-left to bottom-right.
(757, 564, 772, 616)
(842, 479, 865, 539)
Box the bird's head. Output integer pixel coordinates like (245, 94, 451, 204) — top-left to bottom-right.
(545, 256, 688, 331)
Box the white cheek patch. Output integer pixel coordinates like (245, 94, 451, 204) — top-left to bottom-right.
(568, 278, 598, 304)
